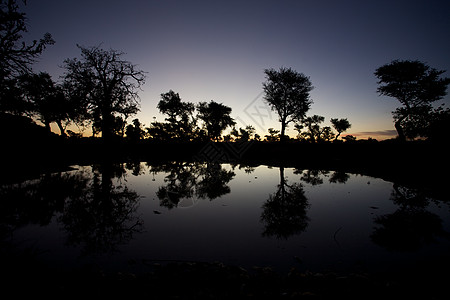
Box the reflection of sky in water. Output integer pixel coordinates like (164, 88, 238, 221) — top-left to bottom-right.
(6, 164, 450, 274)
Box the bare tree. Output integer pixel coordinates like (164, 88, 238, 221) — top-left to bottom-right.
(62, 45, 146, 141)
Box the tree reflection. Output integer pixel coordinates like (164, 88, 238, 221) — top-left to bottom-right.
(371, 184, 449, 251)
(154, 162, 235, 209)
(294, 169, 350, 185)
(261, 167, 310, 239)
(328, 170, 350, 184)
(0, 164, 143, 256)
(60, 163, 143, 255)
(0, 170, 90, 239)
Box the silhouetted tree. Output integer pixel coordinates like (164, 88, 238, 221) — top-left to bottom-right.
(234, 125, 255, 142)
(19, 72, 72, 136)
(264, 128, 280, 142)
(0, 0, 54, 113)
(197, 100, 235, 141)
(296, 115, 324, 143)
(62, 45, 146, 142)
(342, 134, 356, 142)
(262, 67, 313, 142)
(374, 60, 450, 141)
(157, 90, 196, 141)
(125, 118, 145, 141)
(331, 118, 351, 141)
(427, 106, 450, 142)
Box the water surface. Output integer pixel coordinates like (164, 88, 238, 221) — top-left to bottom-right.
(2, 162, 449, 275)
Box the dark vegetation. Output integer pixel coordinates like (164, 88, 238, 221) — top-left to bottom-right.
(2, 0, 450, 298)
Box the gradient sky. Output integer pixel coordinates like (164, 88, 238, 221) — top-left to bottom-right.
(23, 0, 450, 139)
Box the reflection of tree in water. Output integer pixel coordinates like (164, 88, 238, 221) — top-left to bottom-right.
(0, 163, 143, 256)
(261, 167, 310, 239)
(154, 162, 235, 209)
(371, 184, 450, 251)
(328, 170, 350, 184)
(0, 171, 90, 239)
(294, 169, 350, 185)
(196, 163, 235, 199)
(60, 163, 143, 255)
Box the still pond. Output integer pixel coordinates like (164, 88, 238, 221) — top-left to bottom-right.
(1, 162, 449, 275)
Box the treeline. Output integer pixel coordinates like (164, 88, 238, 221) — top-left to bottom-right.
(1, 1, 450, 145)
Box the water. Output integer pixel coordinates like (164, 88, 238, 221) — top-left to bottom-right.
(1, 162, 449, 276)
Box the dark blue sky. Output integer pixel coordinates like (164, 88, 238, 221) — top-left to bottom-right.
(24, 0, 450, 139)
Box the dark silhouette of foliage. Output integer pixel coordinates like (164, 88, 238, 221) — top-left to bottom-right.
(371, 184, 449, 252)
(374, 60, 450, 141)
(154, 162, 235, 209)
(264, 128, 280, 142)
(262, 67, 313, 142)
(61, 163, 142, 255)
(62, 45, 146, 142)
(328, 170, 350, 184)
(18, 72, 73, 136)
(330, 118, 351, 141)
(342, 134, 356, 142)
(296, 115, 324, 142)
(0, 0, 54, 113)
(156, 90, 197, 141)
(261, 167, 310, 239)
(125, 118, 146, 141)
(197, 100, 235, 141)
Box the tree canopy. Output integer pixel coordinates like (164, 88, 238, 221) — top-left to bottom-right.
(197, 100, 235, 141)
(0, 0, 54, 113)
(374, 60, 450, 141)
(62, 45, 146, 141)
(262, 67, 313, 142)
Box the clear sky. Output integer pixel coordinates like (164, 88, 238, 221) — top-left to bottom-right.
(23, 0, 450, 139)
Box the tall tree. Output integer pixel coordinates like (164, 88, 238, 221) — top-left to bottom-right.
(197, 100, 235, 141)
(157, 90, 196, 140)
(330, 118, 351, 141)
(0, 0, 54, 113)
(374, 60, 450, 141)
(62, 45, 146, 141)
(262, 67, 313, 142)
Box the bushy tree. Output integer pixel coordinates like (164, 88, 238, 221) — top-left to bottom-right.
(330, 118, 351, 141)
(262, 67, 313, 142)
(0, 0, 54, 113)
(374, 60, 450, 141)
(197, 100, 235, 141)
(19, 72, 73, 136)
(157, 90, 196, 141)
(265, 128, 280, 142)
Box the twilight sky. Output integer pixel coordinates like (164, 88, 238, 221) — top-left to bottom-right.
(24, 0, 450, 139)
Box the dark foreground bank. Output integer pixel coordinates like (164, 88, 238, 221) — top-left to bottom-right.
(3, 258, 450, 299)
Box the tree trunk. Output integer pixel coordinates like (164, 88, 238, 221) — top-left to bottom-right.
(101, 104, 114, 142)
(44, 121, 51, 133)
(334, 132, 341, 141)
(395, 118, 406, 142)
(280, 121, 286, 142)
(56, 120, 66, 137)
